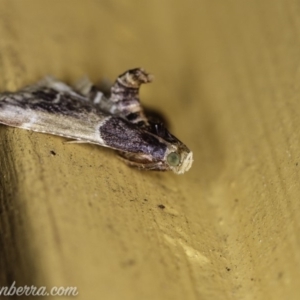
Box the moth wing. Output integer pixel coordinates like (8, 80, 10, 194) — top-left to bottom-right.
(0, 81, 108, 145)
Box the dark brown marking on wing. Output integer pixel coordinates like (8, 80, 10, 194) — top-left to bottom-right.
(100, 117, 167, 160)
(0, 88, 106, 119)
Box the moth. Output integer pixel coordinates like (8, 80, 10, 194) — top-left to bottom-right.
(0, 68, 193, 174)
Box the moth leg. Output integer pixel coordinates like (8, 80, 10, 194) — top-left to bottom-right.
(27, 76, 74, 93)
(74, 76, 93, 96)
(108, 68, 153, 126)
(117, 151, 166, 171)
(74, 76, 115, 114)
(65, 140, 93, 144)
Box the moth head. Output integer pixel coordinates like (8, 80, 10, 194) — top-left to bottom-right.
(117, 123, 193, 174)
(117, 147, 193, 174)
(148, 121, 193, 174)
(165, 148, 193, 174)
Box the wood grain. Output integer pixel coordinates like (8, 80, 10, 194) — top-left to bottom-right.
(1, 0, 300, 299)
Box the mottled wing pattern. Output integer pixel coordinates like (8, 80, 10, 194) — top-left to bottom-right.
(0, 78, 108, 144)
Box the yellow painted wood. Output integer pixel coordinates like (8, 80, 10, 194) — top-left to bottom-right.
(1, 0, 300, 299)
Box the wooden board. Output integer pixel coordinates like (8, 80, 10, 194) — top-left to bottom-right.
(1, 0, 300, 299)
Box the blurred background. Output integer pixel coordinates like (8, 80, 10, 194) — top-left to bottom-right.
(1, 1, 300, 299)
